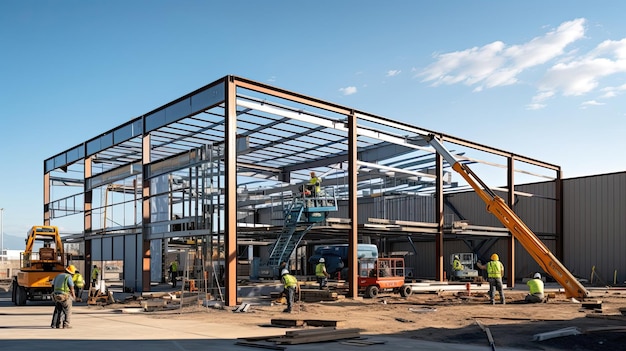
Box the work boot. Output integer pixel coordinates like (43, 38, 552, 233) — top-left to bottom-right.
(490, 300, 495, 305)
(282, 309, 291, 313)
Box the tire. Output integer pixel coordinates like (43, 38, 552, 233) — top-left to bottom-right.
(400, 285, 412, 297)
(11, 280, 17, 305)
(16, 285, 27, 306)
(364, 285, 379, 298)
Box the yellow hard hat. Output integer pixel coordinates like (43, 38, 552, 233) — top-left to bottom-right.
(490, 253, 499, 261)
(66, 265, 76, 275)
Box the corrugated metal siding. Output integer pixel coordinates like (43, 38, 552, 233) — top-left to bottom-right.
(563, 172, 626, 283)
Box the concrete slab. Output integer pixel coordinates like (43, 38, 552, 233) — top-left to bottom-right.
(0, 294, 529, 351)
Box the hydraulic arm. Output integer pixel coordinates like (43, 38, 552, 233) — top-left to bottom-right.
(426, 134, 589, 299)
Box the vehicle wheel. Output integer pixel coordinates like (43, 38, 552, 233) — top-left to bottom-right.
(400, 285, 412, 297)
(11, 280, 17, 305)
(365, 285, 379, 298)
(16, 285, 27, 306)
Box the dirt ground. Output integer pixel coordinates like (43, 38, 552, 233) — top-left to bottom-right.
(133, 288, 626, 351)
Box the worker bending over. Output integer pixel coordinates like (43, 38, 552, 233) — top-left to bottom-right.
(280, 269, 297, 313)
(525, 272, 545, 303)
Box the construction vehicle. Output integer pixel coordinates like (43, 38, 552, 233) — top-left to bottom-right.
(11, 225, 66, 305)
(426, 134, 590, 299)
(309, 243, 378, 279)
(358, 257, 413, 298)
(449, 253, 480, 281)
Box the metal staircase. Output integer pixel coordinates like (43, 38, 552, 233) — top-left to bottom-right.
(258, 191, 338, 278)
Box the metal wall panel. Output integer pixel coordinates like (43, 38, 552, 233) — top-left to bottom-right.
(102, 236, 113, 261)
(113, 236, 124, 260)
(124, 234, 138, 291)
(91, 238, 102, 261)
(563, 172, 626, 284)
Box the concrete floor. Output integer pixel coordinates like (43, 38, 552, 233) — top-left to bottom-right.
(0, 290, 531, 351)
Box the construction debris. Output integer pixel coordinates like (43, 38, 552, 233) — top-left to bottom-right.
(233, 303, 251, 313)
(533, 326, 581, 341)
(270, 318, 344, 328)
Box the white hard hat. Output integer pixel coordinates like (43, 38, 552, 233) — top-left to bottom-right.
(454, 255, 459, 260)
(319, 257, 325, 263)
(533, 273, 541, 279)
(281, 269, 289, 275)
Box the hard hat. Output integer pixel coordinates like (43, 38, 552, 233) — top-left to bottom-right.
(454, 255, 459, 260)
(533, 272, 541, 279)
(490, 253, 499, 261)
(281, 269, 289, 275)
(66, 265, 76, 275)
(319, 257, 325, 263)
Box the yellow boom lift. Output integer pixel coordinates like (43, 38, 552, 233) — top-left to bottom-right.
(11, 225, 66, 305)
(426, 134, 589, 299)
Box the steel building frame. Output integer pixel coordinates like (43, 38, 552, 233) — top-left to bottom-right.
(43, 75, 562, 306)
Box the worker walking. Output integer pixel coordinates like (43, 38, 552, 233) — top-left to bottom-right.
(525, 272, 545, 303)
(91, 264, 100, 286)
(315, 257, 330, 290)
(51, 265, 76, 329)
(477, 253, 505, 304)
(280, 268, 297, 313)
(169, 260, 179, 288)
(72, 269, 85, 302)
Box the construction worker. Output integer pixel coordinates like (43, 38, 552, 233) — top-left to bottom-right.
(315, 257, 330, 290)
(525, 272, 545, 303)
(51, 265, 76, 329)
(280, 268, 297, 313)
(452, 255, 464, 271)
(477, 253, 505, 304)
(309, 171, 322, 196)
(72, 269, 85, 302)
(91, 264, 100, 286)
(169, 260, 179, 288)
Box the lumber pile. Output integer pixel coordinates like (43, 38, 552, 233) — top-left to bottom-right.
(236, 327, 360, 348)
(139, 293, 201, 311)
(270, 318, 344, 328)
(299, 288, 339, 302)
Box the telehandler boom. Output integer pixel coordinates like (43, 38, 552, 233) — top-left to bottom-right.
(426, 134, 589, 299)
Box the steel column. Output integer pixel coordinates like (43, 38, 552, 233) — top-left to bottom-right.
(225, 76, 238, 306)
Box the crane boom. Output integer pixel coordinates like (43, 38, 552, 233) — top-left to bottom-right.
(426, 134, 589, 299)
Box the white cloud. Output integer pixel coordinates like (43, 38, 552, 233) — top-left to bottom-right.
(600, 83, 626, 98)
(418, 19, 586, 91)
(526, 103, 546, 110)
(339, 86, 357, 95)
(581, 100, 605, 107)
(386, 70, 401, 77)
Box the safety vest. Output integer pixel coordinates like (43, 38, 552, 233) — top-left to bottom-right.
(527, 278, 544, 295)
(309, 177, 321, 193)
(453, 259, 463, 271)
(282, 274, 297, 288)
(315, 263, 326, 277)
(486, 260, 503, 278)
(53, 273, 73, 294)
(170, 261, 178, 272)
(73, 273, 85, 289)
(91, 267, 100, 280)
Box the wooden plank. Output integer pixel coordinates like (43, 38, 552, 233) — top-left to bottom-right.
(305, 319, 345, 327)
(270, 319, 305, 327)
(234, 341, 286, 350)
(533, 327, 581, 341)
(285, 327, 337, 336)
(276, 329, 361, 345)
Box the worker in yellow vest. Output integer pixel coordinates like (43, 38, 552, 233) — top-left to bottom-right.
(72, 269, 85, 302)
(169, 260, 179, 288)
(525, 272, 545, 303)
(280, 269, 297, 313)
(315, 257, 330, 290)
(51, 265, 76, 329)
(477, 253, 505, 304)
(91, 264, 100, 286)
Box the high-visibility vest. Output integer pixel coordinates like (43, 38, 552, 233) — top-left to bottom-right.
(315, 263, 327, 277)
(91, 267, 100, 280)
(486, 260, 503, 278)
(170, 261, 178, 272)
(309, 177, 321, 193)
(282, 274, 297, 288)
(73, 273, 85, 289)
(527, 278, 544, 295)
(53, 273, 73, 294)
(453, 259, 463, 271)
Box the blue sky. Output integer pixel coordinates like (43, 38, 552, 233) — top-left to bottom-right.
(1, 1, 625, 247)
